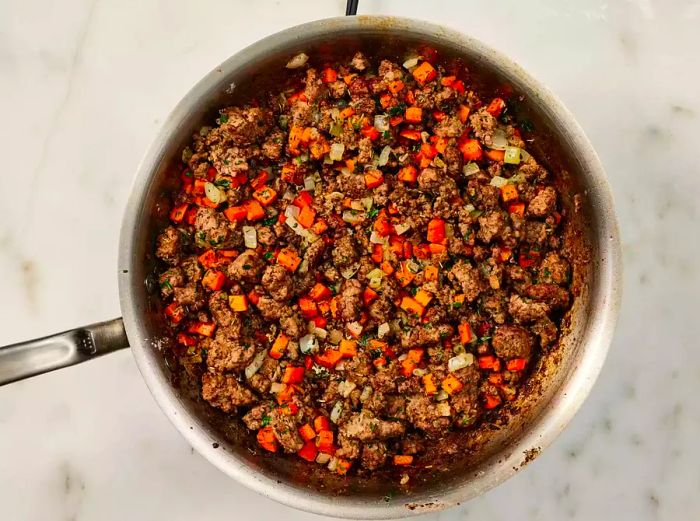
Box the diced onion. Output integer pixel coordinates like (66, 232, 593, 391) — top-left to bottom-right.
(350, 199, 365, 211)
(204, 182, 223, 204)
(448, 353, 475, 372)
(342, 210, 364, 225)
(504, 146, 521, 165)
(330, 143, 345, 161)
(316, 452, 331, 464)
(341, 263, 360, 279)
(327, 457, 339, 471)
(282, 188, 295, 201)
(369, 231, 384, 244)
(242, 226, 257, 249)
(378, 145, 392, 166)
(412, 368, 426, 377)
(489, 176, 508, 188)
(300, 334, 319, 354)
(329, 123, 343, 138)
(377, 322, 390, 338)
(360, 386, 373, 402)
(374, 115, 390, 132)
(338, 380, 357, 398)
(435, 390, 449, 401)
(368, 277, 382, 291)
(367, 268, 384, 280)
(285, 205, 300, 219)
(403, 57, 420, 69)
(509, 173, 526, 184)
(330, 401, 344, 423)
(436, 402, 452, 417)
(298, 259, 309, 274)
(433, 156, 446, 169)
(360, 197, 374, 212)
(328, 329, 343, 345)
(314, 328, 328, 340)
(420, 131, 430, 143)
(244, 350, 268, 379)
(454, 344, 466, 355)
(445, 223, 455, 239)
(304, 175, 316, 191)
(520, 148, 532, 162)
(463, 162, 480, 176)
(347, 321, 363, 338)
(286, 52, 309, 69)
(270, 382, 285, 394)
(490, 128, 508, 150)
(335, 360, 346, 371)
(464, 204, 475, 213)
(394, 222, 410, 235)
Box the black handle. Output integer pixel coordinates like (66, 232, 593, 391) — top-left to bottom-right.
(346, 0, 358, 16)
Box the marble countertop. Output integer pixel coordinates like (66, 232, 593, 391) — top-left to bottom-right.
(1, 0, 698, 519)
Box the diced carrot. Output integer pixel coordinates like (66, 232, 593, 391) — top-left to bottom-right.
(218, 249, 239, 258)
(250, 171, 269, 190)
(281, 163, 301, 184)
(442, 374, 464, 395)
(406, 89, 416, 105)
(317, 299, 331, 317)
(459, 138, 482, 160)
(309, 137, 330, 160)
(312, 316, 327, 329)
(427, 217, 446, 243)
(245, 200, 266, 221)
(192, 179, 207, 195)
(339, 339, 358, 358)
(506, 358, 527, 371)
(314, 416, 331, 433)
(329, 296, 339, 318)
(373, 210, 393, 237)
(424, 265, 438, 282)
(379, 92, 393, 109)
(400, 296, 424, 317)
(298, 296, 319, 318)
(500, 184, 518, 203)
(371, 243, 383, 263)
(399, 129, 422, 141)
(185, 206, 198, 225)
(507, 202, 525, 217)
(187, 321, 216, 337)
(440, 76, 456, 87)
(247, 289, 261, 306)
(176, 332, 197, 346)
(389, 115, 404, 127)
(486, 97, 506, 117)
(388, 79, 405, 94)
(484, 393, 502, 409)
(403, 241, 413, 259)
(309, 283, 332, 302)
(299, 423, 316, 442)
(288, 125, 304, 152)
(412, 61, 437, 86)
(282, 366, 305, 384)
(428, 243, 446, 255)
(317, 430, 334, 453)
(198, 249, 218, 269)
(257, 426, 278, 453)
(420, 142, 438, 159)
(518, 249, 540, 269)
(398, 165, 418, 184)
(361, 125, 380, 141)
(311, 219, 328, 235)
(343, 73, 357, 85)
(252, 185, 277, 206)
(277, 384, 296, 404)
(458, 321, 473, 344)
(202, 269, 226, 291)
(498, 247, 513, 263)
(339, 107, 355, 119)
(485, 149, 505, 162)
(164, 302, 185, 324)
(393, 455, 414, 466)
(277, 247, 301, 272)
(228, 294, 249, 312)
(381, 261, 395, 275)
(364, 169, 384, 189)
(432, 110, 446, 121)
(452, 80, 465, 94)
(478, 356, 498, 370)
(413, 244, 430, 259)
(298, 440, 318, 462)
(336, 459, 352, 475)
(297, 205, 316, 229)
(169, 203, 188, 223)
(363, 287, 378, 306)
(422, 373, 437, 395)
(224, 205, 247, 222)
(395, 262, 416, 287)
(488, 373, 504, 385)
(321, 67, 337, 83)
(269, 333, 290, 359)
(314, 349, 343, 369)
(414, 289, 433, 308)
(405, 106, 423, 123)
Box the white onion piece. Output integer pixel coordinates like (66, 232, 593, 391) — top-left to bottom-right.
(448, 353, 475, 372)
(436, 402, 451, 417)
(366, 268, 384, 281)
(369, 231, 384, 244)
(350, 199, 365, 211)
(489, 176, 508, 188)
(464, 204, 475, 213)
(374, 115, 390, 132)
(490, 128, 508, 150)
(420, 131, 430, 143)
(335, 360, 346, 371)
(270, 382, 285, 394)
(445, 223, 455, 239)
(328, 329, 343, 345)
(330, 143, 345, 161)
(463, 162, 480, 177)
(285, 205, 300, 219)
(204, 182, 223, 204)
(242, 226, 257, 249)
(412, 368, 426, 377)
(282, 188, 295, 201)
(347, 321, 363, 338)
(299, 334, 319, 354)
(504, 146, 521, 165)
(520, 148, 532, 162)
(304, 175, 316, 191)
(435, 390, 449, 401)
(298, 258, 309, 274)
(327, 457, 339, 471)
(378, 145, 392, 166)
(368, 277, 382, 291)
(286, 52, 309, 69)
(341, 263, 360, 279)
(342, 210, 364, 225)
(338, 380, 357, 398)
(360, 197, 374, 212)
(360, 386, 373, 402)
(316, 452, 331, 464)
(394, 222, 410, 236)
(403, 57, 419, 69)
(377, 322, 390, 338)
(330, 401, 344, 423)
(244, 350, 267, 379)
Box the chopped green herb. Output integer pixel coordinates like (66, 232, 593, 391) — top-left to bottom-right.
(261, 415, 271, 427)
(219, 114, 229, 124)
(263, 252, 274, 260)
(367, 208, 379, 219)
(388, 103, 407, 116)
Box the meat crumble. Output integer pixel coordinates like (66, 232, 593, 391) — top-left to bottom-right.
(155, 51, 576, 477)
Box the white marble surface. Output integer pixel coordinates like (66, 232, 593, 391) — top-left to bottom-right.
(1, 0, 698, 519)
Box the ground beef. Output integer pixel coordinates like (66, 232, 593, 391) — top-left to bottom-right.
(492, 325, 534, 359)
(154, 53, 579, 478)
(201, 373, 256, 413)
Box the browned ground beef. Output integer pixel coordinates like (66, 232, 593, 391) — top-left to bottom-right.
(154, 51, 576, 478)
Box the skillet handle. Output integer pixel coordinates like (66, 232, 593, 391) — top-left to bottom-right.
(0, 318, 129, 386)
